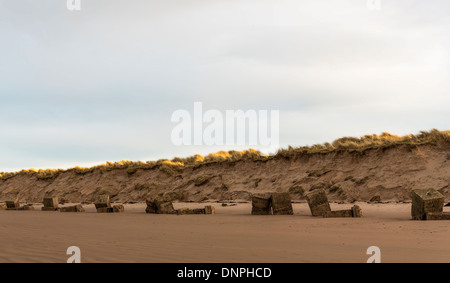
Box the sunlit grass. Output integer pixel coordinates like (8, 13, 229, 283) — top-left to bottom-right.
(276, 129, 450, 158)
(1, 129, 449, 181)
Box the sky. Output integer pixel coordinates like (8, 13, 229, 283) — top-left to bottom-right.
(0, 0, 449, 171)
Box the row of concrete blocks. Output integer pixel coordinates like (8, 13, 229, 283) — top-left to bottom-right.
(252, 191, 362, 218)
(1, 195, 124, 214)
(303, 187, 450, 220)
(145, 198, 215, 215)
(40, 197, 86, 212)
(251, 188, 447, 220)
(252, 193, 294, 215)
(4, 188, 446, 219)
(0, 198, 35, 211)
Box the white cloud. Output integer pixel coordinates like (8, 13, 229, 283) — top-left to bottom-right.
(0, 0, 449, 171)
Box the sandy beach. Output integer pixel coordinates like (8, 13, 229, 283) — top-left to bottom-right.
(1, 202, 450, 263)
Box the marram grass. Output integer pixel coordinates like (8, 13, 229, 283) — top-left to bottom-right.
(1, 129, 449, 181)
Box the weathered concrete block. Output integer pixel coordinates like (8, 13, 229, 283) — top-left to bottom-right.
(305, 190, 331, 217)
(425, 212, 450, 220)
(5, 198, 20, 209)
(176, 207, 212, 215)
(43, 197, 59, 208)
(146, 192, 182, 215)
(192, 208, 205, 214)
(411, 188, 444, 220)
(146, 194, 177, 214)
(113, 205, 125, 213)
(176, 208, 193, 215)
(251, 193, 272, 215)
(41, 207, 59, 211)
(94, 195, 111, 209)
(19, 205, 35, 211)
(204, 205, 215, 215)
(145, 197, 158, 214)
(156, 201, 175, 214)
(271, 193, 293, 215)
(60, 205, 85, 213)
(97, 205, 124, 213)
(146, 203, 158, 214)
(323, 210, 353, 218)
(178, 208, 204, 214)
(97, 207, 114, 213)
(352, 205, 362, 218)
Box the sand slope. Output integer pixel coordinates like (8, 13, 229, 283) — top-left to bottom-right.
(0, 144, 449, 204)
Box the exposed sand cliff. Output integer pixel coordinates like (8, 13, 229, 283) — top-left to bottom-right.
(1, 142, 449, 204)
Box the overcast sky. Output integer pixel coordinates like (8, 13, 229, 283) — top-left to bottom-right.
(1, 0, 449, 171)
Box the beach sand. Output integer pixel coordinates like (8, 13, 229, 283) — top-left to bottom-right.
(1, 202, 449, 263)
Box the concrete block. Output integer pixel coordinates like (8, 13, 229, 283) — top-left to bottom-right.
(19, 205, 35, 211)
(204, 205, 215, 215)
(5, 198, 20, 209)
(271, 193, 293, 215)
(192, 208, 205, 214)
(425, 212, 450, 220)
(323, 210, 353, 218)
(145, 197, 158, 214)
(43, 197, 59, 208)
(156, 201, 175, 214)
(97, 207, 114, 213)
(41, 207, 59, 211)
(94, 195, 111, 209)
(251, 193, 272, 215)
(176, 207, 209, 215)
(60, 205, 85, 213)
(305, 190, 331, 216)
(146, 204, 158, 214)
(411, 188, 444, 220)
(176, 208, 193, 215)
(352, 205, 362, 218)
(113, 205, 125, 213)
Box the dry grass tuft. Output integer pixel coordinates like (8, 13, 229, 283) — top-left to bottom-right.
(1, 129, 448, 179)
(276, 129, 450, 158)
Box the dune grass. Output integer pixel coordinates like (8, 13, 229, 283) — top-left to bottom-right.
(276, 129, 450, 158)
(1, 129, 449, 181)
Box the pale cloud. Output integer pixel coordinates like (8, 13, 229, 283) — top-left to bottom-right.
(0, 0, 449, 171)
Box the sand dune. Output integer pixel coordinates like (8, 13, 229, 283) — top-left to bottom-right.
(0, 143, 449, 204)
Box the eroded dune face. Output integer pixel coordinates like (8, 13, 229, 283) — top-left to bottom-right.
(0, 144, 449, 204)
